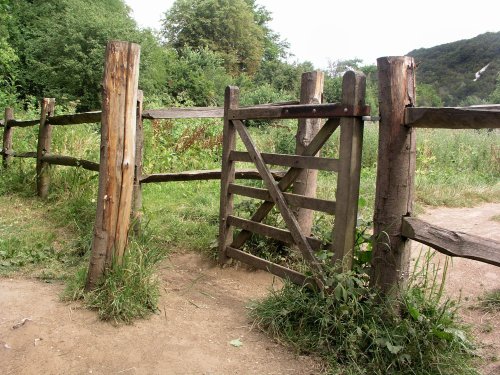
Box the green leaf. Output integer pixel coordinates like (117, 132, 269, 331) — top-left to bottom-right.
(386, 342, 403, 354)
(229, 338, 243, 347)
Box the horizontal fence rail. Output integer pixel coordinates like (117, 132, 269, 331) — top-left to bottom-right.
(140, 169, 286, 183)
(402, 217, 500, 267)
(404, 106, 500, 129)
(229, 103, 370, 120)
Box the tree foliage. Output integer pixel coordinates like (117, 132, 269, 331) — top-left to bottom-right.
(162, 0, 266, 75)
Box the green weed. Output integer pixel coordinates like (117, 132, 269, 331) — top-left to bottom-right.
(250, 252, 477, 375)
(62, 238, 167, 323)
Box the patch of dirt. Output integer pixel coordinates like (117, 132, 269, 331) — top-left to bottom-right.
(414, 203, 500, 375)
(1, 253, 322, 375)
(1, 203, 499, 374)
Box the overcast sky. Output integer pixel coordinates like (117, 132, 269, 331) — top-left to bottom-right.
(124, 0, 500, 69)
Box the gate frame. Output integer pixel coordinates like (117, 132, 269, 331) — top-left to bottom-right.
(218, 71, 368, 287)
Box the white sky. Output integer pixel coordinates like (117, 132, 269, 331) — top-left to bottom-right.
(125, 0, 500, 69)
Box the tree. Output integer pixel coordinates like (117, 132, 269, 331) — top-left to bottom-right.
(7, 0, 151, 110)
(162, 0, 266, 75)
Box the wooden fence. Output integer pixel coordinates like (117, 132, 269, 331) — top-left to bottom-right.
(1, 48, 499, 292)
(372, 56, 500, 294)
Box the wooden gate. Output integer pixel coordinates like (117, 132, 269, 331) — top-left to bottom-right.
(218, 71, 369, 288)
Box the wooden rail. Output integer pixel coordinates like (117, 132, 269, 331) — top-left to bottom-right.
(41, 154, 99, 172)
(229, 103, 370, 120)
(230, 151, 339, 171)
(402, 217, 500, 267)
(140, 169, 285, 183)
(404, 107, 500, 129)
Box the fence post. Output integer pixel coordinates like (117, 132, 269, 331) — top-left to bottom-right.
(3, 108, 14, 168)
(218, 86, 239, 264)
(293, 71, 324, 236)
(86, 41, 141, 290)
(36, 98, 55, 198)
(331, 71, 366, 270)
(371, 56, 416, 294)
(132, 90, 144, 236)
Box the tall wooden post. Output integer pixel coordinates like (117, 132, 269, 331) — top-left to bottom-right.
(36, 98, 55, 198)
(218, 86, 239, 264)
(331, 71, 366, 270)
(2, 108, 14, 168)
(293, 71, 324, 236)
(371, 56, 416, 294)
(86, 41, 141, 290)
(132, 90, 144, 236)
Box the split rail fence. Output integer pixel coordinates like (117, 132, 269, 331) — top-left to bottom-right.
(1, 43, 499, 293)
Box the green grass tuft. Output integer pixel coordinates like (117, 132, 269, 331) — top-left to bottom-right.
(478, 289, 500, 312)
(250, 253, 478, 375)
(62, 239, 167, 323)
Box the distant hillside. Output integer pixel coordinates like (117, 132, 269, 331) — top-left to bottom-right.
(408, 32, 500, 106)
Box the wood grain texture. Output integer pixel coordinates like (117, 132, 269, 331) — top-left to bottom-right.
(218, 86, 239, 264)
(229, 103, 369, 120)
(36, 98, 55, 198)
(371, 56, 416, 294)
(230, 150, 338, 171)
(142, 107, 223, 119)
(402, 217, 500, 267)
(132, 90, 144, 236)
(228, 183, 336, 214)
(404, 107, 500, 129)
(293, 71, 324, 236)
(86, 41, 140, 291)
(5, 119, 39, 128)
(331, 71, 366, 270)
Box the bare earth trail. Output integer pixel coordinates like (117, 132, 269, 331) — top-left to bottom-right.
(1, 203, 500, 375)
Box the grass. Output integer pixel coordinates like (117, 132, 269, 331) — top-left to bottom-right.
(62, 237, 166, 323)
(250, 252, 478, 375)
(478, 289, 500, 312)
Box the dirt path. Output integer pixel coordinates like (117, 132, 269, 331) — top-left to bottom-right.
(415, 203, 500, 375)
(1, 203, 499, 375)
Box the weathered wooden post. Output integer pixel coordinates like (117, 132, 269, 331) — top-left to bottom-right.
(371, 56, 416, 294)
(86, 41, 141, 290)
(2, 108, 14, 168)
(218, 86, 239, 264)
(293, 71, 324, 236)
(132, 90, 144, 236)
(331, 71, 366, 270)
(36, 98, 55, 198)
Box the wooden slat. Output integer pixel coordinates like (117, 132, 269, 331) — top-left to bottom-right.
(230, 151, 339, 171)
(231, 117, 341, 249)
(226, 247, 311, 286)
(142, 107, 224, 119)
(41, 154, 99, 172)
(402, 217, 500, 267)
(233, 119, 323, 277)
(218, 87, 240, 263)
(140, 169, 285, 184)
(227, 215, 323, 251)
(229, 103, 370, 120)
(48, 111, 101, 125)
(3, 108, 13, 167)
(7, 119, 39, 128)
(228, 183, 336, 214)
(331, 71, 366, 269)
(404, 107, 500, 129)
